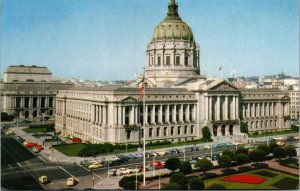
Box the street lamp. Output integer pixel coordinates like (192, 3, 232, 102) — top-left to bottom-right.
(92, 176, 95, 189)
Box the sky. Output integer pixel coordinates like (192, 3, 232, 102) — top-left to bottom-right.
(1, 0, 299, 81)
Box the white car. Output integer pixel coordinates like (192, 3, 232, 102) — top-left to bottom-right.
(116, 168, 132, 176)
(156, 151, 166, 156)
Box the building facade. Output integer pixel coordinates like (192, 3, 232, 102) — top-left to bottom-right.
(1, 65, 73, 119)
(287, 90, 299, 120)
(55, 0, 291, 144)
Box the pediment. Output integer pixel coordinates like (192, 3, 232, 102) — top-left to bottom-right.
(281, 95, 290, 100)
(121, 97, 138, 103)
(209, 81, 239, 91)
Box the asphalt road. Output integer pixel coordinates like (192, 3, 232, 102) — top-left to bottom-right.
(1, 135, 101, 190)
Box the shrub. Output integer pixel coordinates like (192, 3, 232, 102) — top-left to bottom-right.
(188, 177, 204, 190)
(119, 176, 136, 190)
(235, 147, 248, 155)
(273, 147, 287, 160)
(200, 172, 218, 179)
(269, 142, 279, 154)
(206, 183, 226, 190)
(238, 166, 252, 171)
(291, 125, 299, 131)
(218, 155, 232, 169)
(257, 144, 270, 155)
(161, 182, 182, 190)
(234, 153, 249, 165)
(202, 126, 212, 141)
(240, 121, 248, 133)
(165, 157, 181, 173)
(222, 149, 234, 160)
(251, 163, 269, 168)
(146, 140, 172, 147)
(222, 168, 236, 174)
(170, 172, 187, 188)
(284, 145, 297, 160)
(249, 149, 266, 163)
(179, 161, 192, 174)
(195, 158, 213, 175)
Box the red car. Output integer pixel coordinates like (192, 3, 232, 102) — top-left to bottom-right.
(36, 145, 44, 150)
(151, 161, 165, 169)
(72, 137, 82, 143)
(26, 142, 37, 147)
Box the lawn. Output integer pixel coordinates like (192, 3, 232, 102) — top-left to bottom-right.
(204, 168, 299, 190)
(53, 143, 86, 156)
(249, 130, 298, 137)
(23, 127, 48, 133)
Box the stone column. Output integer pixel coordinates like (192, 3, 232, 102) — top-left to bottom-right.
(205, 97, 209, 120)
(151, 105, 155, 124)
(99, 106, 102, 124)
(179, 104, 184, 123)
(118, 105, 122, 125)
(225, 96, 228, 120)
(232, 96, 236, 119)
(158, 105, 162, 124)
(134, 106, 138, 124)
(251, 103, 255, 118)
(192, 105, 196, 122)
(103, 106, 107, 125)
(217, 126, 222, 137)
(186, 104, 190, 122)
(235, 96, 239, 119)
(122, 106, 125, 125)
(209, 97, 212, 120)
(262, 103, 265, 117)
(216, 96, 220, 121)
(166, 105, 170, 123)
(172, 105, 177, 123)
(258, 103, 261, 118)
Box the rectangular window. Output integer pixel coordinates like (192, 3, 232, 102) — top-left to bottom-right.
(171, 126, 174, 136)
(157, 56, 161, 66)
(191, 125, 194, 134)
(177, 126, 181, 135)
(156, 128, 160, 136)
(164, 127, 167, 136)
(166, 56, 171, 65)
(185, 56, 189, 66)
(184, 126, 187, 134)
(176, 56, 180, 66)
(149, 128, 153, 137)
(126, 131, 131, 140)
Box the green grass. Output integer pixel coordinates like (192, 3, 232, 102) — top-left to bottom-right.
(53, 143, 86, 156)
(249, 130, 298, 137)
(23, 127, 48, 133)
(204, 168, 299, 190)
(272, 177, 299, 189)
(286, 163, 299, 169)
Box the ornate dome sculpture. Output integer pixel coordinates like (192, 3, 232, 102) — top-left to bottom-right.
(152, 0, 194, 42)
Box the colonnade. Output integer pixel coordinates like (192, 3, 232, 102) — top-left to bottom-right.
(205, 95, 239, 121)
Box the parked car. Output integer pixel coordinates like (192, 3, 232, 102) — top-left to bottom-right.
(66, 177, 77, 186)
(116, 168, 132, 176)
(170, 148, 181, 154)
(5, 130, 14, 136)
(151, 161, 165, 169)
(107, 169, 117, 176)
(137, 165, 150, 172)
(16, 136, 25, 143)
(36, 145, 44, 150)
(155, 151, 166, 156)
(39, 176, 48, 184)
(88, 162, 102, 169)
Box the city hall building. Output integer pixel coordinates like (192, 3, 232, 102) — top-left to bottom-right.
(55, 0, 291, 144)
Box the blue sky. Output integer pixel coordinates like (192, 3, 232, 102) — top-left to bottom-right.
(1, 0, 299, 80)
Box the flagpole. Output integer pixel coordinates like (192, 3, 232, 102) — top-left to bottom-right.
(142, 69, 146, 187)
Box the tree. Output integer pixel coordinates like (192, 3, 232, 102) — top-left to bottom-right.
(273, 147, 287, 161)
(222, 149, 234, 160)
(269, 142, 279, 154)
(235, 147, 248, 155)
(195, 158, 213, 176)
(179, 161, 192, 174)
(170, 172, 187, 188)
(284, 146, 296, 160)
(188, 177, 204, 190)
(249, 149, 266, 163)
(218, 155, 232, 169)
(161, 182, 182, 190)
(234, 153, 249, 165)
(240, 121, 248, 133)
(202, 126, 212, 141)
(257, 144, 270, 155)
(165, 157, 181, 173)
(206, 183, 226, 190)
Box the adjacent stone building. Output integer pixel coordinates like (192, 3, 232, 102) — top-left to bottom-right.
(55, 0, 291, 144)
(1, 65, 73, 119)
